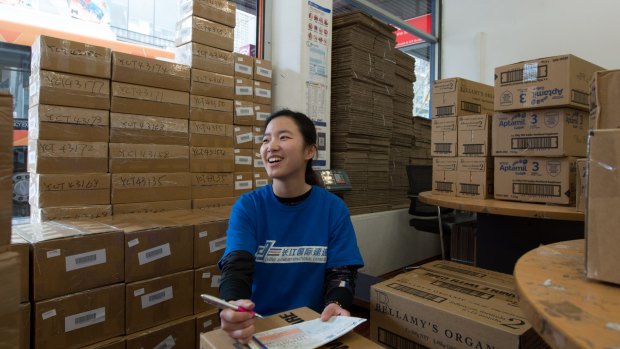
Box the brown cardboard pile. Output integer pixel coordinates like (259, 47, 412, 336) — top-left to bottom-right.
(0, 92, 13, 244)
(412, 116, 432, 165)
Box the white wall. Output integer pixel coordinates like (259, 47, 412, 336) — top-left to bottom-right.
(442, 0, 620, 84)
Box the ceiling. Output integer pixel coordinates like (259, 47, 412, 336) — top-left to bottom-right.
(333, 0, 433, 21)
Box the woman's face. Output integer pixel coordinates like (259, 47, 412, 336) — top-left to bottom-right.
(260, 116, 314, 182)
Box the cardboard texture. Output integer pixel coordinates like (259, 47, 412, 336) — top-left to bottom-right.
(234, 148, 253, 172)
(112, 51, 190, 91)
(233, 126, 253, 149)
(431, 117, 457, 157)
(234, 172, 253, 196)
(18, 302, 30, 349)
(34, 284, 125, 349)
(458, 114, 491, 157)
(109, 143, 189, 173)
(110, 112, 189, 145)
(31, 35, 111, 78)
(80, 337, 125, 349)
(125, 270, 194, 334)
(113, 200, 191, 215)
(234, 77, 254, 102)
(175, 16, 234, 51)
(457, 157, 493, 199)
(123, 224, 193, 282)
(196, 310, 220, 340)
(201, 307, 382, 349)
(30, 205, 112, 223)
(494, 156, 576, 205)
(111, 82, 189, 119)
(233, 53, 254, 79)
(0, 249, 20, 349)
(178, 0, 236, 27)
(190, 120, 234, 147)
(586, 129, 620, 285)
(253, 80, 272, 105)
(28, 104, 109, 142)
(192, 197, 236, 210)
(29, 70, 110, 110)
(111, 172, 191, 204)
(125, 315, 195, 349)
(254, 172, 271, 188)
(254, 59, 273, 83)
(492, 108, 588, 157)
(431, 78, 494, 118)
(253, 103, 271, 126)
(194, 219, 228, 268)
(191, 172, 234, 199)
(175, 42, 234, 76)
(9, 234, 30, 303)
(190, 147, 234, 172)
(495, 54, 604, 112)
(370, 261, 543, 349)
(13, 221, 124, 301)
(194, 265, 221, 313)
(190, 68, 234, 99)
(29, 173, 110, 207)
(589, 69, 620, 130)
(0, 92, 12, 245)
(432, 157, 458, 197)
(253, 128, 265, 150)
(234, 100, 254, 126)
(190, 95, 234, 124)
(576, 158, 586, 213)
(28, 139, 108, 174)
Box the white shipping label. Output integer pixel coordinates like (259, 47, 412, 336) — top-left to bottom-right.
(64, 307, 106, 333)
(235, 180, 252, 190)
(209, 236, 227, 252)
(134, 288, 145, 297)
(199, 231, 209, 238)
(153, 335, 176, 349)
(47, 249, 61, 258)
(65, 248, 107, 272)
(141, 286, 173, 309)
(236, 133, 252, 143)
(42, 309, 57, 320)
(137, 243, 171, 265)
(235, 155, 252, 165)
(128, 238, 139, 247)
(236, 107, 253, 116)
(255, 88, 271, 98)
(254, 135, 263, 144)
(235, 86, 253, 96)
(235, 63, 252, 74)
(202, 272, 211, 279)
(256, 112, 269, 121)
(203, 320, 213, 328)
(254, 159, 265, 167)
(211, 275, 221, 288)
(255, 179, 269, 187)
(257, 67, 272, 78)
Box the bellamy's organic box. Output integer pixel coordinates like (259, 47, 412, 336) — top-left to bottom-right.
(431, 78, 494, 118)
(29, 104, 109, 142)
(110, 113, 189, 145)
(190, 68, 234, 99)
(194, 265, 221, 313)
(190, 120, 234, 147)
(431, 117, 457, 157)
(125, 315, 195, 349)
(432, 157, 458, 196)
(191, 172, 234, 199)
(234, 126, 254, 149)
(234, 148, 254, 172)
(494, 54, 604, 112)
(254, 103, 271, 126)
(29, 173, 110, 207)
(190, 147, 234, 172)
(370, 261, 545, 349)
(234, 77, 254, 102)
(29, 70, 110, 110)
(254, 59, 273, 83)
(234, 172, 253, 196)
(253, 80, 272, 105)
(456, 157, 493, 199)
(494, 156, 576, 205)
(31, 35, 111, 78)
(234, 100, 255, 126)
(175, 16, 234, 51)
(112, 52, 190, 91)
(190, 95, 234, 124)
(178, 0, 236, 27)
(586, 129, 620, 285)
(175, 42, 234, 76)
(194, 219, 228, 268)
(458, 114, 491, 157)
(589, 69, 620, 130)
(13, 221, 124, 301)
(34, 284, 125, 349)
(109, 143, 189, 173)
(492, 108, 588, 157)
(28, 139, 108, 174)
(111, 82, 189, 119)
(111, 172, 191, 204)
(233, 52, 254, 79)
(254, 172, 271, 188)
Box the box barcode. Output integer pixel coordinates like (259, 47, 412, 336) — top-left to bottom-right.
(460, 183, 480, 195)
(378, 327, 427, 349)
(74, 313, 96, 325)
(256, 179, 268, 187)
(75, 254, 97, 265)
(513, 183, 561, 197)
(511, 136, 558, 150)
(236, 64, 251, 73)
(149, 291, 166, 303)
(146, 248, 163, 259)
(461, 101, 481, 113)
(436, 105, 454, 116)
(500, 64, 548, 84)
(213, 239, 226, 249)
(238, 134, 251, 142)
(386, 283, 446, 303)
(463, 144, 483, 155)
(236, 156, 251, 164)
(237, 181, 250, 188)
(436, 182, 452, 192)
(256, 112, 269, 121)
(257, 68, 272, 77)
(571, 89, 588, 105)
(431, 280, 493, 299)
(434, 143, 452, 153)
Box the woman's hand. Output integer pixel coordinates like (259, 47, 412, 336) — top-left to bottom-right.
(219, 299, 257, 344)
(320, 302, 350, 321)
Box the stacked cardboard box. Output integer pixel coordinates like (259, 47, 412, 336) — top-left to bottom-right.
(28, 36, 113, 222)
(411, 116, 432, 165)
(332, 12, 396, 214)
(431, 78, 494, 199)
(492, 55, 603, 205)
(0, 92, 12, 244)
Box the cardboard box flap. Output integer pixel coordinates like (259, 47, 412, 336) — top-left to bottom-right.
(13, 220, 120, 243)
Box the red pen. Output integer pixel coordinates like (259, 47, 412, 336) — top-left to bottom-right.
(201, 294, 264, 319)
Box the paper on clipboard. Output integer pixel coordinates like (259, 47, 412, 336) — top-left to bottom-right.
(248, 316, 366, 349)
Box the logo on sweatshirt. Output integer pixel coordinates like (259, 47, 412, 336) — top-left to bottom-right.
(255, 240, 327, 264)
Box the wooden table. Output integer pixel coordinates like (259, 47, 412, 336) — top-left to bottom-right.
(515, 239, 620, 349)
(418, 192, 585, 273)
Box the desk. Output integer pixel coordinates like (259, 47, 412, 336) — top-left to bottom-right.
(514, 239, 620, 349)
(419, 192, 584, 273)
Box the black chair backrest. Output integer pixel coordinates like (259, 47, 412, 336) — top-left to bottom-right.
(406, 165, 432, 195)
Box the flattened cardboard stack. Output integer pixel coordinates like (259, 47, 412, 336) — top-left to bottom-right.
(412, 116, 432, 165)
(28, 36, 113, 222)
(332, 12, 396, 214)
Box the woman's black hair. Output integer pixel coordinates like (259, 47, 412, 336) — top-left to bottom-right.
(264, 109, 319, 185)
